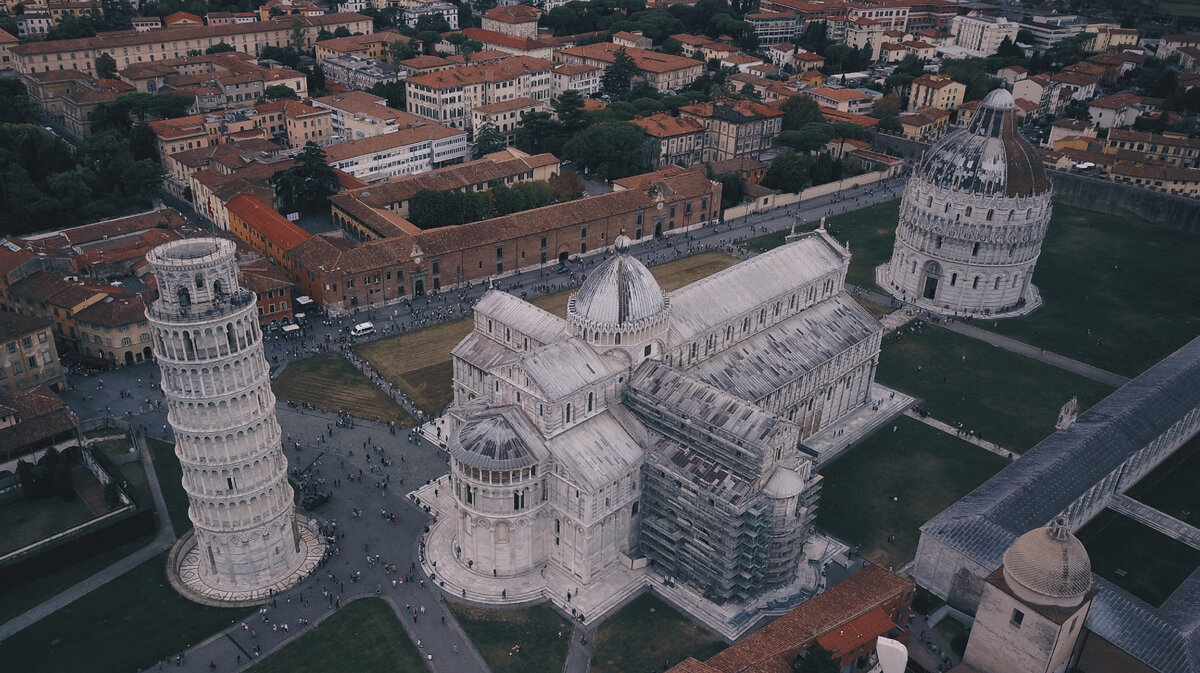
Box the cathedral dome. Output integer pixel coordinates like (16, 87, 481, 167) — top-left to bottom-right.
(1002, 518, 1092, 606)
(449, 407, 543, 471)
(915, 87, 1050, 198)
(571, 236, 665, 326)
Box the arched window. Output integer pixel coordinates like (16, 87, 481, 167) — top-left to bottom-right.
(972, 242, 980, 256)
(935, 235, 942, 249)
(195, 274, 204, 289)
(994, 277, 1001, 290)
(950, 273, 957, 286)
(615, 332, 621, 345)
(965, 206, 973, 217)
(213, 279, 224, 297)
(565, 404, 572, 423)
(972, 276, 980, 289)
(986, 209, 994, 221)
(177, 287, 191, 307)
(587, 392, 594, 412)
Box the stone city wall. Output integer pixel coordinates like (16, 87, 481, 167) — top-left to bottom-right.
(723, 168, 895, 220)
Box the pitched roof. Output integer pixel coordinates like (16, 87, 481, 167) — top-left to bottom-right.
(631, 112, 707, 138)
(227, 195, 313, 252)
(0, 386, 77, 456)
(0, 313, 51, 339)
(482, 4, 541, 23)
(405, 55, 554, 90)
(558, 42, 703, 74)
(321, 122, 464, 162)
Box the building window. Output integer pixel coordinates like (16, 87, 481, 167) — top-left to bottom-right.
(1011, 609, 1024, 627)
(950, 273, 957, 286)
(972, 242, 980, 256)
(496, 245, 504, 259)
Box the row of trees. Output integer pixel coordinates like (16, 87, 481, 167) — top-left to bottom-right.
(762, 152, 866, 194)
(15, 447, 75, 503)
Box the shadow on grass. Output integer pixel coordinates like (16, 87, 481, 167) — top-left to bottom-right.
(445, 601, 572, 673)
(590, 593, 727, 673)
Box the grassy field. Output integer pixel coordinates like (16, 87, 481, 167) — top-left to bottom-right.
(590, 593, 726, 673)
(358, 252, 740, 416)
(271, 353, 414, 425)
(445, 601, 572, 673)
(0, 493, 97, 556)
(745, 200, 901, 290)
(0, 552, 254, 673)
(817, 416, 1009, 568)
(876, 324, 1114, 452)
(1078, 510, 1200, 608)
(1127, 433, 1200, 527)
(985, 204, 1200, 378)
(246, 599, 428, 673)
(146, 436, 192, 537)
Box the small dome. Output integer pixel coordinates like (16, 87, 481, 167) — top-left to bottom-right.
(914, 86, 1049, 198)
(572, 248, 664, 326)
(449, 408, 541, 471)
(1003, 518, 1092, 606)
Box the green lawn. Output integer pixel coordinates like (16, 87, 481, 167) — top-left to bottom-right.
(745, 200, 901, 290)
(0, 552, 254, 673)
(876, 324, 1114, 452)
(246, 598, 428, 673)
(0, 492, 97, 556)
(272, 353, 415, 425)
(1077, 510, 1200, 608)
(445, 601, 572, 673)
(1127, 432, 1200, 527)
(986, 204, 1200, 378)
(589, 593, 726, 673)
(146, 437, 192, 538)
(817, 416, 1009, 569)
(0, 533, 155, 624)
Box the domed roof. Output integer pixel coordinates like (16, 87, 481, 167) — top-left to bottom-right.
(916, 87, 1050, 198)
(571, 239, 665, 326)
(1003, 518, 1092, 604)
(449, 407, 545, 471)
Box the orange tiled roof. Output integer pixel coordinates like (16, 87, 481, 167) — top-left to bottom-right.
(227, 195, 314, 252)
(632, 112, 707, 138)
(814, 607, 895, 658)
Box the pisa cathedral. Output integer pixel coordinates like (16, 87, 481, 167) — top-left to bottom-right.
(443, 230, 883, 604)
(147, 238, 322, 603)
(882, 89, 1053, 317)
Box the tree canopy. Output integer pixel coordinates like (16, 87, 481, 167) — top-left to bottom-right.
(270, 143, 340, 214)
(562, 121, 654, 179)
(603, 47, 639, 99)
(472, 122, 507, 159)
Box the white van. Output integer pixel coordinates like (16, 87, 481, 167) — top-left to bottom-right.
(350, 322, 375, 337)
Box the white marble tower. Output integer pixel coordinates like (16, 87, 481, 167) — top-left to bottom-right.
(147, 238, 313, 602)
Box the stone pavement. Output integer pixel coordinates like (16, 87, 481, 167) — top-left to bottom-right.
(804, 383, 916, 468)
(903, 410, 1018, 461)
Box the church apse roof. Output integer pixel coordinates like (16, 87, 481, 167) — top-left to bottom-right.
(546, 412, 644, 492)
(517, 337, 625, 402)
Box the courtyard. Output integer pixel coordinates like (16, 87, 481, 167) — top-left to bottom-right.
(1127, 433, 1200, 526)
(445, 601, 573, 673)
(875, 323, 1115, 452)
(817, 416, 1009, 569)
(1077, 510, 1200, 608)
(589, 593, 727, 673)
(357, 252, 740, 416)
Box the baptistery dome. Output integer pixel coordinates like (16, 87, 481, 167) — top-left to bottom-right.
(881, 87, 1053, 318)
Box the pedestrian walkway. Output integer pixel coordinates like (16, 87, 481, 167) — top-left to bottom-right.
(940, 321, 1129, 388)
(904, 409, 1017, 461)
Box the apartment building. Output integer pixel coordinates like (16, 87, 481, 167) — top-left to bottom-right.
(312, 90, 429, 140)
(471, 98, 545, 146)
(116, 51, 308, 111)
(846, 17, 887, 61)
(556, 42, 704, 93)
(148, 99, 332, 162)
(807, 87, 875, 115)
(747, 12, 798, 46)
(402, 2, 458, 30)
(322, 122, 469, 182)
(20, 69, 134, 138)
(551, 63, 601, 97)
(0, 313, 65, 392)
(908, 74, 965, 112)
(951, 13, 1018, 55)
(481, 4, 541, 38)
(314, 29, 410, 66)
(632, 113, 707, 167)
(74, 295, 155, 366)
(8, 13, 371, 77)
(1104, 130, 1200, 168)
(1085, 25, 1138, 52)
(405, 56, 554, 130)
(228, 195, 314, 266)
(239, 258, 298, 326)
(322, 53, 404, 89)
(679, 99, 784, 162)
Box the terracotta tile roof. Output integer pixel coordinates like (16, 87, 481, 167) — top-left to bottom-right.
(483, 4, 541, 23)
(817, 106, 878, 127)
(239, 258, 294, 292)
(667, 659, 723, 673)
(401, 55, 455, 71)
(1108, 128, 1200, 149)
(8, 272, 123, 308)
(312, 90, 420, 124)
(912, 73, 960, 89)
(0, 312, 51, 339)
(632, 112, 707, 138)
(0, 386, 78, 457)
(164, 11, 203, 24)
(814, 607, 895, 658)
(405, 55, 554, 90)
(702, 566, 913, 673)
(74, 294, 147, 327)
(333, 150, 558, 208)
(552, 63, 598, 76)
(0, 241, 37, 279)
(1111, 160, 1200, 182)
(228, 195, 313, 252)
(1050, 71, 1098, 86)
(558, 42, 703, 74)
(461, 27, 558, 52)
(321, 123, 465, 162)
(680, 98, 784, 121)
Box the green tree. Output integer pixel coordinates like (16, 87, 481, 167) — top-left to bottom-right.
(798, 20, 829, 54)
(762, 152, 811, 193)
(95, 53, 118, 79)
(794, 644, 839, 673)
(562, 121, 653, 179)
(417, 30, 442, 55)
(414, 13, 451, 32)
(290, 18, 307, 51)
(334, 26, 352, 38)
(602, 47, 639, 99)
(264, 84, 298, 100)
(0, 80, 40, 124)
(390, 39, 420, 62)
(472, 122, 507, 158)
(548, 170, 585, 202)
(661, 36, 683, 55)
(206, 41, 236, 54)
(490, 180, 554, 215)
(780, 94, 823, 131)
(715, 172, 746, 208)
(553, 89, 588, 137)
(775, 123, 834, 152)
(270, 142, 340, 213)
(53, 462, 75, 501)
(408, 189, 491, 228)
(1061, 99, 1091, 121)
(0, 15, 18, 38)
(368, 80, 406, 109)
(514, 110, 566, 156)
(16, 460, 36, 501)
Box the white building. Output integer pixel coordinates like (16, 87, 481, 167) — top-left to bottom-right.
(311, 90, 430, 140)
(323, 122, 469, 182)
(951, 13, 1019, 55)
(471, 97, 545, 146)
(551, 63, 601, 97)
(440, 228, 882, 603)
(402, 2, 459, 30)
(321, 53, 405, 90)
(882, 89, 1053, 318)
(405, 56, 553, 131)
(147, 238, 320, 603)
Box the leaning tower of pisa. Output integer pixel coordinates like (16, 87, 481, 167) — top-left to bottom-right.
(146, 238, 320, 604)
